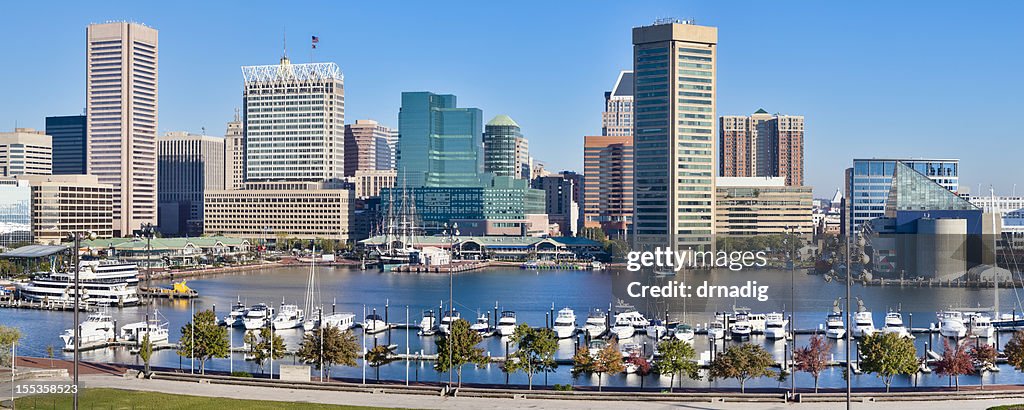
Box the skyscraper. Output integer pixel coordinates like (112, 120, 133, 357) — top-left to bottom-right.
(45, 115, 87, 175)
(719, 109, 804, 186)
(483, 115, 530, 179)
(344, 119, 396, 177)
(602, 71, 634, 137)
(397, 92, 482, 188)
(86, 22, 158, 236)
(241, 56, 344, 182)
(157, 132, 225, 236)
(534, 174, 579, 236)
(583, 135, 633, 239)
(845, 158, 959, 233)
(632, 19, 717, 251)
(0, 129, 52, 177)
(224, 110, 244, 189)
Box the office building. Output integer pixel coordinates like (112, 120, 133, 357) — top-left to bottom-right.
(583, 135, 633, 239)
(714, 177, 813, 238)
(157, 132, 225, 236)
(224, 110, 245, 189)
(534, 174, 579, 236)
(86, 22, 159, 237)
(632, 20, 717, 251)
(45, 115, 87, 175)
(397, 92, 483, 188)
(483, 115, 530, 179)
(9, 175, 115, 245)
(344, 120, 396, 176)
(602, 71, 634, 137)
(719, 110, 804, 186)
(846, 158, 959, 233)
(242, 56, 344, 182)
(0, 129, 52, 177)
(349, 169, 397, 199)
(0, 179, 32, 247)
(204, 181, 354, 242)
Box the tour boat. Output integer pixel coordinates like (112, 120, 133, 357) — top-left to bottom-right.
(220, 300, 247, 327)
(272, 304, 304, 330)
(553, 308, 577, 339)
(970, 314, 995, 339)
(496, 311, 517, 336)
(707, 321, 726, 340)
(119, 311, 169, 343)
(60, 311, 115, 350)
(937, 310, 967, 338)
(439, 310, 462, 335)
(242, 303, 274, 330)
(363, 314, 388, 334)
(881, 311, 912, 339)
(470, 313, 490, 335)
(764, 312, 788, 341)
(418, 310, 438, 336)
(583, 309, 607, 338)
(20, 260, 140, 307)
(672, 324, 695, 343)
(729, 313, 752, 340)
(645, 319, 668, 339)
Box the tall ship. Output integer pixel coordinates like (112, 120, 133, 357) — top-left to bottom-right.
(376, 181, 421, 272)
(19, 260, 140, 307)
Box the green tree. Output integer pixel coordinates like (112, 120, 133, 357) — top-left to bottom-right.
(503, 324, 558, 390)
(934, 338, 973, 391)
(434, 318, 488, 388)
(858, 332, 919, 392)
(970, 342, 998, 390)
(364, 344, 394, 383)
(139, 333, 154, 376)
(176, 309, 229, 374)
(296, 325, 359, 380)
(0, 325, 21, 367)
(316, 238, 336, 254)
(244, 328, 286, 375)
(592, 340, 625, 391)
(709, 343, 776, 393)
(579, 227, 607, 242)
(794, 335, 832, 392)
(604, 240, 630, 260)
(570, 346, 595, 387)
(274, 232, 289, 251)
(655, 339, 700, 392)
(1004, 331, 1024, 371)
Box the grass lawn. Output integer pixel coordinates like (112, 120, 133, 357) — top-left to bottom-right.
(989, 406, 1024, 410)
(13, 388, 403, 410)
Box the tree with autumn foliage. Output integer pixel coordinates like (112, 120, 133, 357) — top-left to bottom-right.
(1005, 331, 1024, 371)
(794, 335, 832, 392)
(934, 338, 974, 391)
(970, 342, 998, 390)
(626, 351, 653, 389)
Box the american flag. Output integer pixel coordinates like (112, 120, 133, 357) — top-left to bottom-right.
(311, 35, 319, 49)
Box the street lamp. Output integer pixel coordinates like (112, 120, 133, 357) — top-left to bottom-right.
(68, 230, 95, 410)
(140, 223, 155, 293)
(442, 222, 459, 390)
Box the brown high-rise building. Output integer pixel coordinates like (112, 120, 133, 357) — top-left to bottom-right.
(583, 135, 633, 239)
(86, 22, 159, 236)
(344, 120, 396, 177)
(718, 109, 804, 186)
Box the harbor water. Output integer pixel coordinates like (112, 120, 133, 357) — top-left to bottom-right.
(3, 265, 1024, 390)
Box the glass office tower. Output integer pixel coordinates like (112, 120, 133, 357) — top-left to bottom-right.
(847, 158, 959, 233)
(397, 92, 483, 188)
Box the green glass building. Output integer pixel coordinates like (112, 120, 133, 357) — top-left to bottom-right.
(397, 92, 483, 188)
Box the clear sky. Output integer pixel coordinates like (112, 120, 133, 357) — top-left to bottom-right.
(2, 1, 1022, 197)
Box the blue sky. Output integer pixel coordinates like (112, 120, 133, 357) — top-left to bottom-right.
(2, 1, 1022, 196)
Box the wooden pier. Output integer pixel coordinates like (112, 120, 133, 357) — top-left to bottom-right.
(0, 297, 94, 312)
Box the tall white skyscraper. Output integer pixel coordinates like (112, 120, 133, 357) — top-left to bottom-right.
(632, 19, 717, 251)
(602, 71, 634, 137)
(86, 22, 158, 236)
(241, 56, 345, 182)
(224, 110, 245, 189)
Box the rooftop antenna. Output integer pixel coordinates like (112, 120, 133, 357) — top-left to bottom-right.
(282, 27, 288, 59)
(234, 107, 240, 122)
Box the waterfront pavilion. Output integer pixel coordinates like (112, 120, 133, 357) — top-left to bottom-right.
(359, 235, 603, 261)
(77, 236, 251, 268)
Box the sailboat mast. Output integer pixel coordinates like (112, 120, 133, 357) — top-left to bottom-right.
(992, 186, 999, 318)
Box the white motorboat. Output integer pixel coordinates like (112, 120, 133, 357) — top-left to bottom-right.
(970, 314, 995, 339)
(363, 314, 388, 334)
(729, 313, 752, 340)
(645, 319, 668, 339)
(243, 303, 274, 330)
(620, 342, 642, 373)
(272, 304, 304, 330)
(613, 308, 649, 328)
(672, 324, 694, 343)
(553, 308, 577, 339)
(882, 311, 912, 339)
(321, 312, 355, 330)
(852, 299, 876, 338)
(60, 311, 115, 350)
(825, 299, 846, 339)
(496, 311, 517, 336)
(583, 309, 607, 338)
(470, 313, 490, 335)
(707, 321, 726, 340)
(120, 311, 169, 343)
(439, 310, 462, 335)
(722, 307, 767, 332)
(938, 310, 967, 338)
(764, 312, 788, 341)
(417, 310, 438, 336)
(611, 322, 635, 339)
(221, 300, 247, 327)
(21, 260, 140, 306)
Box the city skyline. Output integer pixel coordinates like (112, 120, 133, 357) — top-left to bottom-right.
(2, 2, 1023, 197)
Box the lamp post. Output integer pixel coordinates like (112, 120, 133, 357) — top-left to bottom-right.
(68, 230, 94, 410)
(443, 222, 459, 390)
(141, 223, 155, 296)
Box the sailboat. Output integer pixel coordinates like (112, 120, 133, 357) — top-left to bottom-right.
(301, 245, 356, 332)
(378, 177, 419, 272)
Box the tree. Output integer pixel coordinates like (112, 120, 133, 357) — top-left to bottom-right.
(176, 309, 229, 374)
(297, 325, 359, 380)
(46, 345, 55, 368)
(858, 332, 919, 392)
(244, 328, 285, 375)
(626, 351, 653, 389)
(579, 227, 608, 242)
(794, 335, 832, 392)
(139, 333, 154, 376)
(655, 339, 700, 392)
(570, 346, 595, 387)
(592, 340, 625, 391)
(1004, 330, 1024, 371)
(275, 232, 289, 251)
(504, 325, 558, 390)
(934, 338, 974, 391)
(708, 343, 776, 393)
(434, 318, 488, 388)
(970, 342, 998, 390)
(0, 325, 21, 367)
(365, 344, 394, 383)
